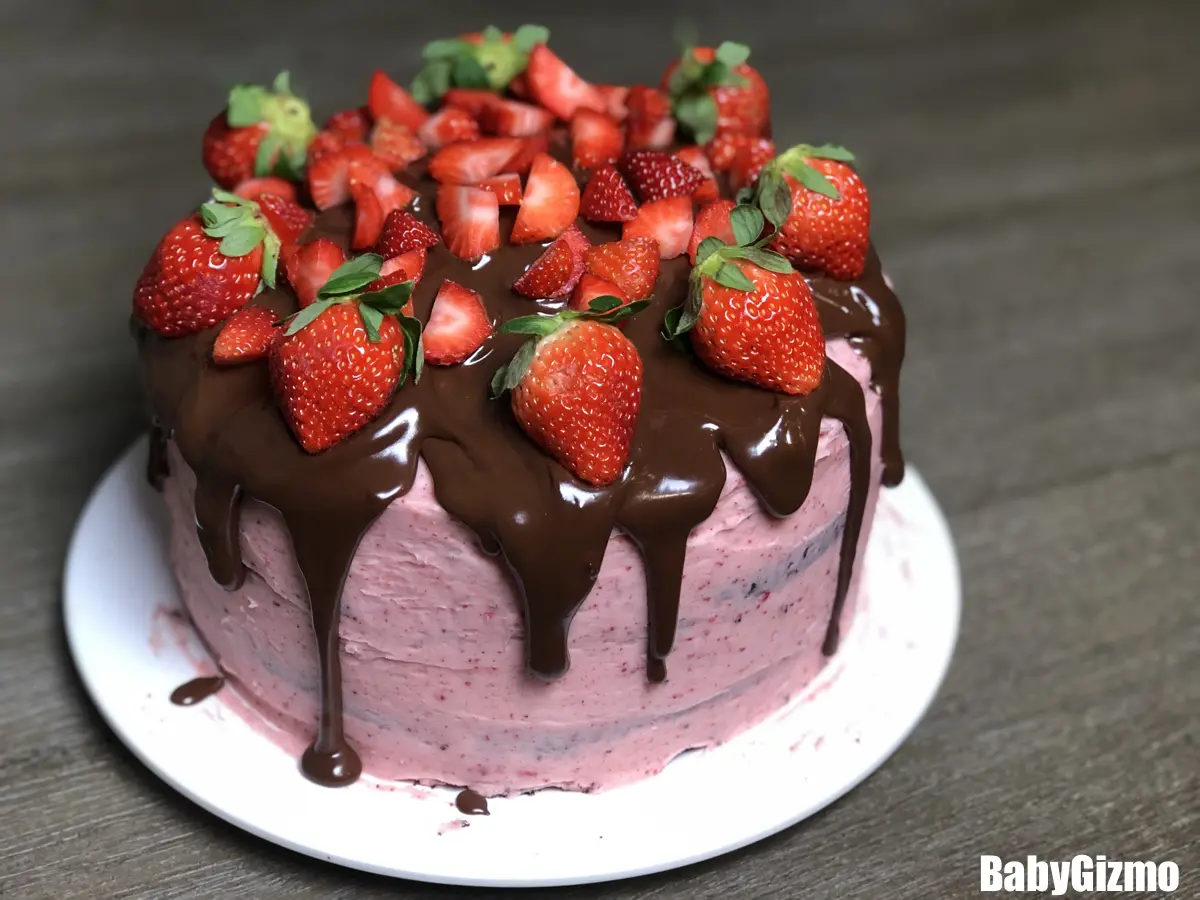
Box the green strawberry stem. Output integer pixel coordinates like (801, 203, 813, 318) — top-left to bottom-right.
(200, 188, 282, 288)
(750, 143, 858, 230)
(411, 24, 550, 103)
(226, 71, 314, 180)
(665, 40, 751, 144)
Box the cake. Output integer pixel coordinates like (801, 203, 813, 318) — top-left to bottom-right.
(132, 27, 906, 796)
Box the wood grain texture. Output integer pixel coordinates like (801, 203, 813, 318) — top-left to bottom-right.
(2, 0, 1198, 897)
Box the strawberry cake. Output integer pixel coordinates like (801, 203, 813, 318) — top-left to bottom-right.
(132, 27, 906, 795)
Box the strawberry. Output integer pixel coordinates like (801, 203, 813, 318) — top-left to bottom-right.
(479, 98, 553, 137)
(625, 85, 675, 150)
(510, 152, 580, 244)
(255, 193, 313, 248)
(597, 84, 630, 121)
(579, 165, 638, 223)
(570, 109, 623, 169)
(367, 70, 430, 130)
(705, 134, 750, 172)
(436, 185, 501, 259)
(417, 106, 482, 150)
(491, 304, 646, 486)
(347, 156, 416, 248)
(286, 238, 346, 308)
(623, 196, 694, 259)
(371, 248, 427, 291)
(306, 143, 376, 210)
(233, 176, 297, 201)
(212, 305, 280, 365)
(350, 179, 386, 249)
(423, 280, 493, 364)
(308, 129, 350, 162)
(412, 26, 546, 103)
(688, 199, 737, 263)
(569, 274, 628, 313)
(504, 133, 547, 174)
(375, 209, 440, 260)
(370, 118, 426, 171)
(756, 144, 870, 280)
(202, 72, 315, 189)
(619, 149, 705, 202)
(479, 173, 523, 205)
(524, 44, 606, 121)
(325, 107, 371, 142)
(134, 191, 284, 336)
(585, 236, 660, 300)
(676, 146, 720, 203)
(509, 72, 531, 99)
(512, 227, 588, 298)
(443, 88, 501, 116)
(428, 137, 526, 184)
(728, 137, 776, 192)
(662, 43, 770, 143)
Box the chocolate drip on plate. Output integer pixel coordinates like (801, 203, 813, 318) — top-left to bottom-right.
(147, 423, 170, 490)
(455, 788, 490, 815)
(170, 675, 224, 706)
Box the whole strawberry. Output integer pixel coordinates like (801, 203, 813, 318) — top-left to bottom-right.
(202, 72, 316, 188)
(754, 143, 870, 280)
(271, 253, 423, 452)
(491, 298, 647, 486)
(662, 42, 770, 143)
(133, 189, 285, 337)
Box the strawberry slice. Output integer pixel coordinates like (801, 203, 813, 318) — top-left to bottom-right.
(580, 165, 638, 223)
(677, 146, 721, 203)
(569, 274, 629, 313)
(428, 137, 527, 184)
(509, 72, 531, 99)
(367, 70, 430, 130)
(688, 199, 737, 263)
(436, 185, 501, 260)
(626, 86, 675, 150)
(705, 134, 758, 172)
(306, 143, 376, 210)
(376, 209, 440, 259)
(479, 173, 523, 205)
(504, 133, 548, 175)
(620, 149, 705, 202)
(325, 107, 371, 142)
(570, 109, 623, 170)
(513, 228, 588, 298)
(597, 84, 630, 122)
(511, 152, 580, 244)
(479, 98, 553, 137)
(347, 156, 416, 248)
(586, 236, 661, 300)
(349, 179, 386, 249)
(307, 129, 349, 163)
(423, 280, 493, 365)
(443, 88, 501, 116)
(417, 106, 481, 150)
(370, 118, 426, 171)
(624, 196, 693, 259)
(213, 305, 280, 365)
(525, 44, 606, 121)
(286, 238, 346, 307)
(728, 137, 776, 192)
(362, 255, 418, 313)
(233, 176, 297, 201)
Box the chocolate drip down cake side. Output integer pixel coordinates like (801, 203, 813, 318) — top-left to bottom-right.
(131, 27, 906, 796)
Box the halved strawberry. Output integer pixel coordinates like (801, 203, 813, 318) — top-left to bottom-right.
(376, 209, 440, 259)
(597, 84, 630, 122)
(307, 129, 349, 162)
(443, 88, 500, 116)
(560, 223, 592, 260)
(417, 106, 481, 150)
(569, 274, 629, 313)
(213, 305, 280, 365)
(511, 152, 581, 244)
(370, 118, 426, 171)
(586, 236, 661, 300)
(513, 228, 587, 298)
(255, 193, 314, 248)
(624, 196, 693, 259)
(677, 145, 720, 203)
(347, 156, 416, 246)
(349, 180, 385, 249)
(436, 185, 501, 260)
(524, 44, 606, 121)
(233, 176, 297, 201)
(570, 109, 623, 170)
(367, 70, 430, 130)
(626, 86, 675, 150)
(325, 107, 371, 142)
(286, 238, 346, 307)
(423, 280, 493, 365)
(479, 173, 523, 205)
(688, 199, 737, 263)
(580, 165, 639, 223)
(728, 137, 776, 192)
(620, 149, 705, 202)
(428, 137, 527, 184)
(479, 98, 553, 137)
(504, 133, 547, 175)
(306, 143, 376, 210)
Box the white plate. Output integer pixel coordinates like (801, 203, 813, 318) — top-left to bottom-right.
(64, 437, 959, 887)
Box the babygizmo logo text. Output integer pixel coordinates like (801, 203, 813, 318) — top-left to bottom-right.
(981, 855, 1180, 894)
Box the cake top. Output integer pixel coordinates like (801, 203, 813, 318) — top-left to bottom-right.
(132, 27, 906, 786)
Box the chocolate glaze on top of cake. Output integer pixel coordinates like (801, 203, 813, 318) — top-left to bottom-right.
(134, 161, 905, 787)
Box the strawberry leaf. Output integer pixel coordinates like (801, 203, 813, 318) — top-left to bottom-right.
(713, 261, 755, 291)
(733, 247, 792, 273)
(452, 53, 491, 90)
(714, 41, 751, 68)
(226, 84, 267, 127)
(588, 295, 624, 313)
(512, 24, 550, 52)
(757, 169, 792, 228)
(412, 60, 453, 104)
(284, 298, 337, 336)
(665, 278, 705, 338)
(696, 236, 726, 267)
(318, 254, 384, 298)
(423, 38, 468, 60)
(359, 302, 385, 343)
(271, 71, 293, 95)
(253, 131, 282, 178)
(600, 300, 649, 324)
(490, 338, 538, 397)
(779, 156, 840, 199)
(498, 314, 564, 338)
(482, 25, 504, 43)
(803, 143, 855, 162)
(729, 205, 764, 247)
(219, 222, 267, 257)
(399, 314, 424, 384)
(674, 94, 717, 144)
(360, 281, 414, 315)
(261, 231, 281, 289)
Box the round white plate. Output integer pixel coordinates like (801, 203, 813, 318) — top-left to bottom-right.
(65, 436, 959, 887)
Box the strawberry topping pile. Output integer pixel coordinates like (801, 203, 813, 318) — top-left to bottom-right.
(135, 27, 874, 481)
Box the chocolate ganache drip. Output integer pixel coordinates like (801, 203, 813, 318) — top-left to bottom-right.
(135, 167, 905, 786)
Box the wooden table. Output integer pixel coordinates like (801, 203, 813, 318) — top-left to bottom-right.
(2, 1, 1197, 896)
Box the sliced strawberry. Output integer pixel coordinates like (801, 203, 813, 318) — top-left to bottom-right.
(620, 149, 705, 202)
(560, 223, 591, 260)
(729, 138, 776, 192)
(705, 134, 755, 172)
(370, 118, 426, 171)
(417, 106, 482, 150)
(350, 179, 386, 249)
(348, 154, 417, 211)
(569, 274, 629, 313)
(504, 133, 547, 175)
(325, 107, 371, 142)
(511, 152, 581, 244)
(626, 86, 675, 150)
(423, 280, 493, 365)
(213, 305, 280, 365)
(509, 72, 531, 99)
(677, 145, 720, 203)
(479, 98, 553, 137)
(586, 236, 661, 300)
(597, 84, 630, 122)
(363, 256, 418, 314)
(428, 137, 527, 184)
(376, 208, 440, 259)
(306, 143, 375, 210)
(307, 129, 349, 162)
(367, 70, 430, 130)
(513, 230, 587, 298)
(287, 238, 346, 307)
(444, 88, 501, 116)
(688, 199, 737, 263)
(570, 109, 623, 170)
(479, 173, 523, 205)
(436, 185, 501, 260)
(624, 196, 693, 259)
(255, 193, 314, 248)
(233, 176, 297, 201)
(524, 44, 606, 121)
(580, 164, 639, 223)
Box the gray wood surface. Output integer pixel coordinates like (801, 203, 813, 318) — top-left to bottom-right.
(2, 0, 1197, 897)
